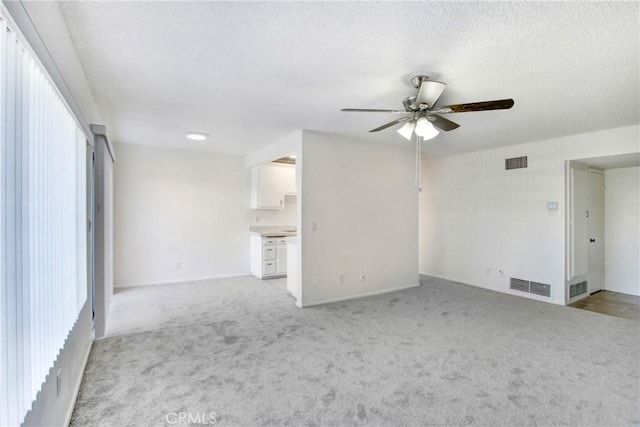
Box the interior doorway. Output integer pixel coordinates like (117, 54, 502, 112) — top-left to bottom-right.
(566, 153, 640, 308)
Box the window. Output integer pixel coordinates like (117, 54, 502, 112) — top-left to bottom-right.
(1, 8, 88, 426)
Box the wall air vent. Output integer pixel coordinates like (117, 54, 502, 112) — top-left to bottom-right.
(530, 281, 551, 297)
(505, 156, 528, 170)
(569, 281, 588, 299)
(510, 278, 552, 298)
(510, 278, 529, 292)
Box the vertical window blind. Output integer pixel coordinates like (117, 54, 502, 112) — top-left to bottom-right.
(1, 8, 88, 426)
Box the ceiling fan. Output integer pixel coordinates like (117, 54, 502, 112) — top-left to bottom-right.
(341, 75, 514, 141)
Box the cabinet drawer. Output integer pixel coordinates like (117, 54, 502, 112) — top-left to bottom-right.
(264, 238, 277, 245)
(263, 246, 276, 260)
(264, 261, 277, 275)
(277, 238, 287, 245)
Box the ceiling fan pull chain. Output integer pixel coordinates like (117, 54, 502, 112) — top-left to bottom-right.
(414, 133, 420, 188)
(417, 136, 423, 191)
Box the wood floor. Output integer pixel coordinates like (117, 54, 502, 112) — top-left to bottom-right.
(569, 290, 640, 321)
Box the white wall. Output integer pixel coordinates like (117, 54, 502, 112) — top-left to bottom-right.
(300, 131, 419, 306)
(420, 125, 639, 305)
(245, 130, 302, 167)
(604, 167, 640, 295)
(20, 1, 103, 126)
(114, 143, 252, 286)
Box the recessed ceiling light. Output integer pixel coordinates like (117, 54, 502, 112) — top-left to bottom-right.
(186, 132, 208, 141)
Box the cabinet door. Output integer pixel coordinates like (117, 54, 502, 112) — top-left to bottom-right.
(250, 164, 295, 209)
(276, 244, 287, 274)
(256, 166, 285, 209)
(282, 166, 296, 195)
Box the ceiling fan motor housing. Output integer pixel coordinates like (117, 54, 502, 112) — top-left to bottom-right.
(403, 96, 418, 112)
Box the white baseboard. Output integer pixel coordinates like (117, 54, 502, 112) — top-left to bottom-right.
(420, 273, 564, 306)
(301, 283, 420, 308)
(419, 272, 462, 284)
(64, 338, 92, 427)
(115, 273, 251, 289)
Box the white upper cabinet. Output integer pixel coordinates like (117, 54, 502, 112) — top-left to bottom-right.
(282, 165, 297, 196)
(250, 164, 296, 209)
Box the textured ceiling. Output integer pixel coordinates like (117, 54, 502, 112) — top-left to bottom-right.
(57, 1, 639, 156)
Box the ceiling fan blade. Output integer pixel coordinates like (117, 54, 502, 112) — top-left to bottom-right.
(435, 98, 514, 114)
(428, 114, 460, 132)
(341, 108, 406, 114)
(369, 116, 411, 132)
(415, 80, 447, 108)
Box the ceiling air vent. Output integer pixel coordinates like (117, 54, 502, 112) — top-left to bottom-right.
(505, 156, 528, 170)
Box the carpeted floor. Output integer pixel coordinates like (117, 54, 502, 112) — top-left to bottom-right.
(70, 276, 639, 426)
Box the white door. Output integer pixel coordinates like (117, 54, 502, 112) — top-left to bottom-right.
(588, 170, 604, 293)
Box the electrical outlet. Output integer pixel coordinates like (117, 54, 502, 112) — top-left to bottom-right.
(255, 216, 260, 223)
(56, 369, 62, 398)
(311, 221, 317, 231)
(360, 274, 365, 282)
(339, 274, 345, 285)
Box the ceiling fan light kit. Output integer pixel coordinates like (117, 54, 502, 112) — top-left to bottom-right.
(414, 117, 439, 140)
(341, 75, 514, 142)
(397, 121, 416, 140)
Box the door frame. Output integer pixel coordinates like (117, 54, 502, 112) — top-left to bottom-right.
(87, 143, 96, 332)
(566, 161, 590, 303)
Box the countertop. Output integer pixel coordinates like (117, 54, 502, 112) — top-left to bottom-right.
(249, 225, 297, 237)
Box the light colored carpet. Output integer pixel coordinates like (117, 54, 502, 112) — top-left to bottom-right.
(71, 276, 639, 426)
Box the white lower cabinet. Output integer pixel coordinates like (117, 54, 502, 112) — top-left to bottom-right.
(250, 235, 289, 279)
